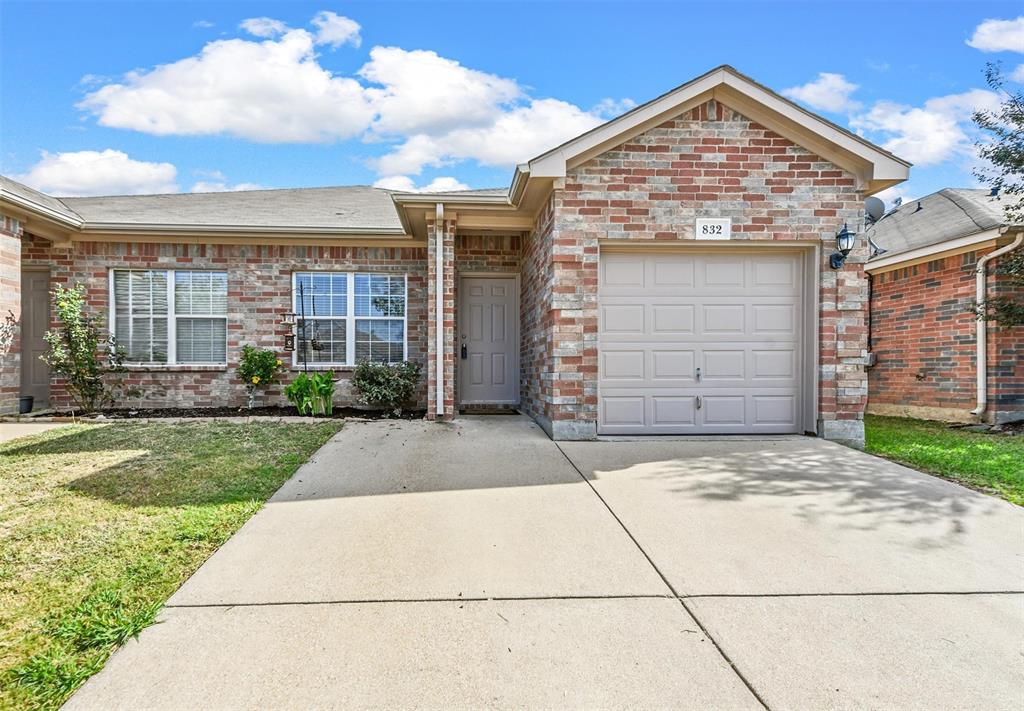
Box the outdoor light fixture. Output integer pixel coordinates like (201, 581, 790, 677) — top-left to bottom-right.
(281, 311, 297, 326)
(829, 224, 856, 269)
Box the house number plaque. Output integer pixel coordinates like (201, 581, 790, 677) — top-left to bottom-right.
(695, 217, 731, 240)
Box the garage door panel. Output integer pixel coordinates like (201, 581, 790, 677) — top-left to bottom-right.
(599, 251, 804, 435)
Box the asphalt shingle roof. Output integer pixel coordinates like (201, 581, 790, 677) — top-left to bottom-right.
(59, 185, 405, 231)
(867, 188, 1012, 259)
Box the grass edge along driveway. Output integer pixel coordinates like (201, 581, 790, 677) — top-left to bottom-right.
(865, 414, 1024, 506)
(0, 420, 342, 711)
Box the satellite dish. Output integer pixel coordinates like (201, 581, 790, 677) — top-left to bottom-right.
(864, 196, 885, 223)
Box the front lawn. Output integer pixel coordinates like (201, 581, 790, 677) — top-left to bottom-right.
(0, 421, 342, 710)
(865, 415, 1024, 505)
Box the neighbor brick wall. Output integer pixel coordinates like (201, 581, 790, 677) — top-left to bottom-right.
(533, 98, 865, 441)
(869, 247, 1022, 423)
(0, 213, 23, 414)
(22, 234, 428, 410)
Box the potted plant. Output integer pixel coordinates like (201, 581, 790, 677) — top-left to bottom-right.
(236, 345, 286, 409)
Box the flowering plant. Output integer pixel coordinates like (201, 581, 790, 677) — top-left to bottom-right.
(236, 345, 286, 408)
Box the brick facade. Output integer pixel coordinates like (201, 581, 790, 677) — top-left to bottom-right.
(0, 213, 23, 414)
(22, 234, 429, 410)
(869, 248, 1024, 423)
(523, 99, 867, 443)
(425, 217, 456, 419)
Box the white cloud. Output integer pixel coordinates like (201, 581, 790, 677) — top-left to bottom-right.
(312, 11, 361, 48)
(850, 89, 1000, 166)
(966, 16, 1024, 52)
(782, 73, 861, 113)
(78, 13, 627, 176)
(592, 97, 637, 118)
(15, 150, 179, 196)
(374, 98, 603, 175)
(373, 175, 470, 192)
(240, 17, 289, 38)
(79, 29, 374, 142)
(1011, 64, 1024, 82)
(359, 46, 521, 135)
(193, 20, 214, 29)
(191, 180, 263, 193)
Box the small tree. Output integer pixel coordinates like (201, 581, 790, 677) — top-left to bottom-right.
(41, 284, 125, 413)
(972, 62, 1024, 328)
(235, 345, 286, 408)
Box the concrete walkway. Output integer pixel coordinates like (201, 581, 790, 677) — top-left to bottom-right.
(66, 416, 1024, 710)
(0, 421, 69, 443)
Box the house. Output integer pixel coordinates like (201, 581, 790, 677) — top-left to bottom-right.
(866, 189, 1023, 424)
(0, 65, 910, 447)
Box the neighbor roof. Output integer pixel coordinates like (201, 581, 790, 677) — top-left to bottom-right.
(867, 189, 1011, 260)
(61, 186, 405, 234)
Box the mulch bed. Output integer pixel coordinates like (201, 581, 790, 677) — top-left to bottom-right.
(42, 406, 427, 421)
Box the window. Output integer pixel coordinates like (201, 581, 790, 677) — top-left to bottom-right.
(111, 269, 228, 364)
(293, 272, 406, 366)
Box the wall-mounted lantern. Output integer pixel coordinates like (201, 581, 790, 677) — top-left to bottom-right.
(829, 224, 856, 269)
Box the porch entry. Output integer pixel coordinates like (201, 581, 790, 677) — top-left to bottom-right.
(458, 275, 518, 405)
(20, 269, 51, 407)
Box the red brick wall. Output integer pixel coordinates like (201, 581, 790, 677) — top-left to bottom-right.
(520, 196, 556, 427)
(22, 234, 429, 411)
(532, 99, 866, 441)
(0, 214, 23, 414)
(869, 247, 1022, 422)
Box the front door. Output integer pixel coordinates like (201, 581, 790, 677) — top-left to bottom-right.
(20, 270, 51, 406)
(459, 276, 518, 404)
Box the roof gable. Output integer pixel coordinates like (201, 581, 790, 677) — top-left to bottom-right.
(524, 65, 909, 196)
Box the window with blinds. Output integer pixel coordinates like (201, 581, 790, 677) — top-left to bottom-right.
(112, 269, 228, 364)
(293, 272, 406, 366)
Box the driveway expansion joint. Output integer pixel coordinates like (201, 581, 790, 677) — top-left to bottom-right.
(164, 593, 676, 609)
(554, 442, 772, 711)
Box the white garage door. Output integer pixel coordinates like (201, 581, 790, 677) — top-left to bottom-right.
(598, 251, 804, 435)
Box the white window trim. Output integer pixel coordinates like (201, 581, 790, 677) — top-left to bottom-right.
(109, 268, 228, 366)
(291, 271, 408, 367)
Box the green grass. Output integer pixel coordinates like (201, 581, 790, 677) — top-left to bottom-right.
(0, 421, 343, 710)
(865, 415, 1024, 505)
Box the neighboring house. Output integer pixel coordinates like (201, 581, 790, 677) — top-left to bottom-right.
(866, 189, 1023, 424)
(0, 65, 910, 447)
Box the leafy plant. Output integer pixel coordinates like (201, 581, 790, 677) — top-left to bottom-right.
(235, 345, 286, 408)
(284, 371, 335, 416)
(351, 360, 421, 415)
(41, 283, 126, 413)
(972, 62, 1024, 328)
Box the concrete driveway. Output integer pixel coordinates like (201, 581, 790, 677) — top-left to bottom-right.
(67, 416, 1024, 710)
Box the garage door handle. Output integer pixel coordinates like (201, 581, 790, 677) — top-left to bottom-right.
(696, 395, 702, 410)
(696, 367, 702, 382)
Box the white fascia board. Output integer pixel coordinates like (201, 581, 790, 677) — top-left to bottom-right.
(0, 190, 83, 229)
(526, 66, 909, 187)
(865, 228, 1001, 272)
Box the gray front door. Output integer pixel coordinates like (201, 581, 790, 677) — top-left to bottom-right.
(459, 276, 518, 404)
(21, 270, 51, 406)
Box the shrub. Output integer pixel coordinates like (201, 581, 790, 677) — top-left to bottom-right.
(351, 360, 421, 415)
(41, 284, 125, 413)
(284, 371, 335, 416)
(235, 345, 286, 408)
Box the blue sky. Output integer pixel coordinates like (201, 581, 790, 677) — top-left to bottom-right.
(2, 1, 1022, 207)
